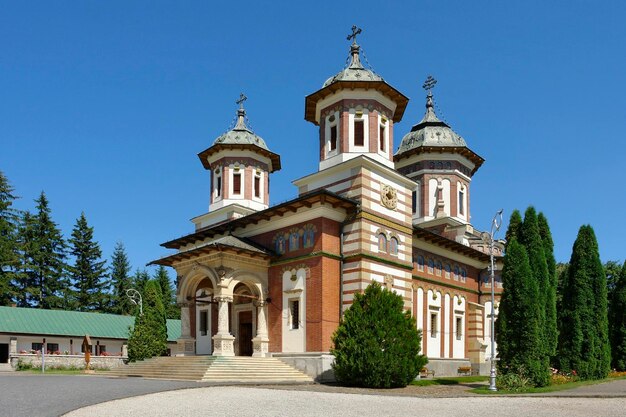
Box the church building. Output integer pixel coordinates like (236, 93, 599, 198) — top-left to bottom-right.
(150, 28, 503, 377)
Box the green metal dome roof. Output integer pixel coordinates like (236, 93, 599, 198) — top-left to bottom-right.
(213, 106, 269, 150)
(395, 92, 467, 156)
(322, 42, 383, 88)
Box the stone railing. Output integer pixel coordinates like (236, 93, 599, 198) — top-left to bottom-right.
(10, 353, 127, 370)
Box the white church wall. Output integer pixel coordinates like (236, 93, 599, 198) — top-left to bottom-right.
(452, 295, 466, 359)
(282, 269, 306, 352)
(426, 289, 442, 358)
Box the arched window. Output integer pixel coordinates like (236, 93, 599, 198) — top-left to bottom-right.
(378, 234, 387, 253)
(444, 263, 451, 279)
(417, 255, 425, 271)
(460, 268, 467, 282)
(389, 237, 398, 255)
(453, 265, 460, 281)
(435, 260, 442, 276)
(427, 259, 434, 274)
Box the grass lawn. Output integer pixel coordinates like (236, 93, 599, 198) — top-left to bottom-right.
(18, 368, 100, 375)
(411, 376, 489, 386)
(471, 375, 626, 394)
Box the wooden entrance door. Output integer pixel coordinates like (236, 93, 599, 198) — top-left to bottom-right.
(238, 311, 253, 356)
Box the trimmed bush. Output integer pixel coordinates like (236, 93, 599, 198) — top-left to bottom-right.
(331, 282, 427, 388)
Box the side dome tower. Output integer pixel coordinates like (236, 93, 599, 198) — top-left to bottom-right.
(394, 77, 484, 227)
(304, 26, 409, 171)
(194, 94, 281, 230)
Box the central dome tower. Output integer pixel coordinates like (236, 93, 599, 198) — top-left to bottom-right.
(304, 26, 409, 171)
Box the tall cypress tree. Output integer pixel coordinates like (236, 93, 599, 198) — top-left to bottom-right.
(20, 192, 67, 309)
(537, 212, 558, 358)
(154, 265, 179, 319)
(127, 279, 167, 362)
(68, 212, 108, 311)
(519, 207, 549, 360)
(610, 262, 626, 370)
(109, 242, 133, 315)
(504, 209, 522, 249)
(558, 225, 610, 379)
(0, 171, 20, 305)
(495, 238, 549, 386)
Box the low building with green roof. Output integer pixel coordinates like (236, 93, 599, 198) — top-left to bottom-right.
(0, 306, 180, 366)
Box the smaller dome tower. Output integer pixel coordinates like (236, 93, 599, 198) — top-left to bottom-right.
(195, 94, 281, 229)
(394, 77, 484, 227)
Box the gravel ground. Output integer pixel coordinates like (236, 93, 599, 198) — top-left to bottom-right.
(63, 386, 626, 417)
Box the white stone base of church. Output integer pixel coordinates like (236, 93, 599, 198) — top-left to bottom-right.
(272, 352, 335, 382)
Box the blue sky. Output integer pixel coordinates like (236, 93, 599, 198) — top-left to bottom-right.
(2, 1, 625, 274)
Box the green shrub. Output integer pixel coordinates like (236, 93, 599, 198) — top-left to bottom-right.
(496, 371, 532, 392)
(16, 359, 34, 371)
(331, 282, 427, 388)
(127, 280, 167, 362)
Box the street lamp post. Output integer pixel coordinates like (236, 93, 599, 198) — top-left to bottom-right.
(126, 288, 143, 316)
(488, 209, 503, 391)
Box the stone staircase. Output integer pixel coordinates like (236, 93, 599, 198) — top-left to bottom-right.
(0, 363, 14, 372)
(107, 356, 313, 384)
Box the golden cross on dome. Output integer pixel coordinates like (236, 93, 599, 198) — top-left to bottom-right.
(346, 25, 362, 45)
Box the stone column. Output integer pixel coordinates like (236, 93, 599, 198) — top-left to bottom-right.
(9, 337, 17, 355)
(212, 296, 235, 356)
(252, 301, 270, 357)
(176, 303, 195, 356)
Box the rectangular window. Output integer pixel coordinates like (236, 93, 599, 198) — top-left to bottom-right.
(289, 300, 300, 330)
(32, 343, 43, 352)
(200, 310, 208, 336)
(254, 175, 261, 198)
(430, 313, 438, 338)
(233, 173, 241, 195)
(99, 345, 107, 355)
(459, 191, 464, 215)
(379, 124, 386, 151)
(456, 317, 463, 340)
(47, 343, 59, 354)
(216, 176, 222, 198)
(330, 125, 337, 151)
(412, 191, 417, 214)
(354, 119, 364, 147)
(81, 344, 93, 354)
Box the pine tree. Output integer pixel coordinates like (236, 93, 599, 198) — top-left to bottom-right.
(0, 171, 20, 305)
(331, 282, 427, 388)
(495, 238, 549, 386)
(558, 225, 610, 380)
(68, 212, 108, 311)
(109, 242, 133, 315)
(537, 212, 558, 358)
(154, 265, 179, 319)
(610, 262, 626, 370)
(127, 279, 167, 362)
(19, 192, 67, 308)
(133, 269, 150, 298)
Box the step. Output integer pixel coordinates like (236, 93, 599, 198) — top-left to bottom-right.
(106, 356, 314, 384)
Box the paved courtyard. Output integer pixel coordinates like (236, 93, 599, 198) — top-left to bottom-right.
(1, 373, 625, 417)
(64, 385, 626, 417)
